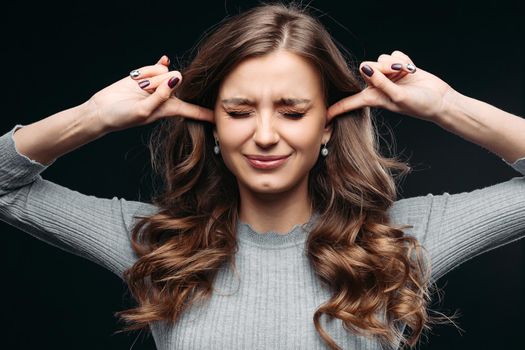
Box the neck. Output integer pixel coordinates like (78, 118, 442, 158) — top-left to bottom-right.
(238, 176, 313, 235)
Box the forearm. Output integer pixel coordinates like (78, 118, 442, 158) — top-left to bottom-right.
(12, 101, 107, 166)
(435, 91, 525, 164)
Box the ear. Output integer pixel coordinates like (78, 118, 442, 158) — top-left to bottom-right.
(213, 127, 218, 140)
(322, 119, 333, 144)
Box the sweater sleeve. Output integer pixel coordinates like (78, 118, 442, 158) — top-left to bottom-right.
(0, 124, 159, 279)
(389, 157, 525, 282)
(502, 156, 525, 175)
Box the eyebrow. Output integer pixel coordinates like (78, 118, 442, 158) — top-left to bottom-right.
(221, 97, 312, 107)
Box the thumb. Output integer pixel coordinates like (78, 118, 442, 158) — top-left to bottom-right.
(156, 55, 170, 66)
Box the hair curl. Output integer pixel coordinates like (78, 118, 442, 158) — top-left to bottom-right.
(115, 2, 455, 348)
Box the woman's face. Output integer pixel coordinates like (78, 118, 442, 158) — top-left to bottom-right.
(213, 49, 332, 195)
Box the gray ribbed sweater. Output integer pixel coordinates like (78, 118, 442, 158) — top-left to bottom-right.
(1, 123, 525, 349)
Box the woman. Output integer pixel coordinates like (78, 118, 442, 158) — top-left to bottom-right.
(1, 2, 524, 350)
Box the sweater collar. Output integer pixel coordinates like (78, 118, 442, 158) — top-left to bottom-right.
(236, 211, 321, 248)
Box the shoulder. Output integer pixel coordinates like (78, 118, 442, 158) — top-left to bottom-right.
(387, 193, 434, 239)
(119, 199, 160, 232)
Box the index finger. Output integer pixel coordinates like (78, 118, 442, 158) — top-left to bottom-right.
(326, 90, 369, 122)
(153, 97, 216, 124)
(177, 99, 215, 124)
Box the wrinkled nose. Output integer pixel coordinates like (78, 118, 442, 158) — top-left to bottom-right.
(252, 115, 279, 148)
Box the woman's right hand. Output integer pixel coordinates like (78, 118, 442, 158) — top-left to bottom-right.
(84, 55, 214, 133)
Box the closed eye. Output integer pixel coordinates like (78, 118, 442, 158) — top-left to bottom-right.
(283, 112, 305, 118)
(226, 112, 305, 119)
(226, 112, 251, 117)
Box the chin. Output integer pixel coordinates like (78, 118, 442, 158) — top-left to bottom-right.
(243, 177, 298, 194)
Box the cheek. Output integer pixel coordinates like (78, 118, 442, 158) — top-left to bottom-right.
(215, 120, 250, 175)
(286, 122, 323, 151)
(217, 120, 249, 150)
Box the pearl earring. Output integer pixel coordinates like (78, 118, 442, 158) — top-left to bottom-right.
(214, 138, 220, 155)
(321, 141, 329, 157)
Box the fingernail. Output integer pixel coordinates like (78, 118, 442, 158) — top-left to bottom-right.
(130, 69, 140, 78)
(168, 76, 180, 88)
(361, 64, 374, 77)
(406, 63, 416, 73)
(139, 80, 150, 89)
(391, 63, 403, 71)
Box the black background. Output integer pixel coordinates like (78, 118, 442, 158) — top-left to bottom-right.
(1, 0, 523, 349)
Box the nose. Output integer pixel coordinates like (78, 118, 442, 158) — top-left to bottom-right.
(252, 113, 280, 148)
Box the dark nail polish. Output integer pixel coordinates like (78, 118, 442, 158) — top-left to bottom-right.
(168, 76, 180, 88)
(139, 80, 150, 88)
(361, 64, 374, 77)
(391, 63, 403, 71)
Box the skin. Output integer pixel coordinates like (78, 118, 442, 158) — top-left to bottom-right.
(212, 50, 332, 234)
(123, 50, 525, 235)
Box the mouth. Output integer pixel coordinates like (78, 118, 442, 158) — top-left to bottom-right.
(244, 154, 291, 169)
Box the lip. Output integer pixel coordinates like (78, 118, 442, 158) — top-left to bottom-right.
(245, 154, 291, 161)
(244, 154, 291, 169)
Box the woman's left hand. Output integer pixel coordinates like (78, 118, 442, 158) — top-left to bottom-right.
(327, 50, 458, 125)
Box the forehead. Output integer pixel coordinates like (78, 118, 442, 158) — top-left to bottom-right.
(218, 50, 322, 100)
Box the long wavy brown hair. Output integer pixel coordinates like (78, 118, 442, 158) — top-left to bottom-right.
(114, 1, 455, 349)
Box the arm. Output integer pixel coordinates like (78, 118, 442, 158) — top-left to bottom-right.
(10, 55, 214, 167)
(0, 124, 159, 279)
(1, 57, 215, 280)
(389, 162, 525, 282)
(327, 51, 525, 173)
(11, 101, 107, 166)
(389, 92, 525, 281)
(328, 51, 525, 281)
(436, 90, 525, 167)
